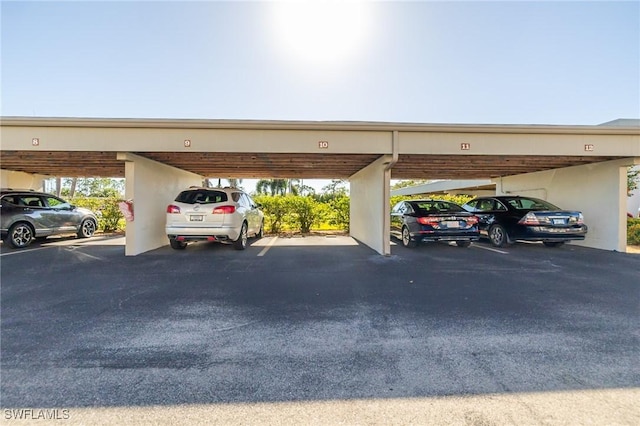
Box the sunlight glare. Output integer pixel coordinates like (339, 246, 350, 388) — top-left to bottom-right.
(272, 1, 370, 68)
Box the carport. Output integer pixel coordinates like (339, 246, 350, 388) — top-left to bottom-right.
(1, 117, 638, 255)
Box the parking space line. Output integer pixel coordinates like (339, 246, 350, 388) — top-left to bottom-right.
(257, 236, 279, 257)
(472, 244, 509, 254)
(64, 246, 103, 261)
(0, 246, 51, 257)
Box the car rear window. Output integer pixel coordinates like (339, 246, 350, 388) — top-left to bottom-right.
(1, 195, 42, 207)
(175, 190, 228, 204)
(413, 201, 464, 214)
(505, 197, 559, 210)
(0, 195, 19, 205)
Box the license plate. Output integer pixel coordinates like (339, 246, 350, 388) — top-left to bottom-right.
(190, 215, 204, 222)
(552, 219, 565, 225)
(443, 221, 460, 228)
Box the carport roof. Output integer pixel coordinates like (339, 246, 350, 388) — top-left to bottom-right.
(1, 117, 637, 180)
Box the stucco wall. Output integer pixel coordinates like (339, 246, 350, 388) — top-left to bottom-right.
(496, 159, 630, 251)
(118, 153, 202, 256)
(350, 156, 392, 255)
(0, 169, 48, 191)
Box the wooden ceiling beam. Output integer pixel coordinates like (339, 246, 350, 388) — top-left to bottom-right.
(0, 150, 621, 181)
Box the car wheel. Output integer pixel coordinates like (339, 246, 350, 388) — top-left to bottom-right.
(401, 226, 417, 248)
(234, 222, 248, 250)
(543, 241, 564, 248)
(256, 221, 264, 239)
(77, 219, 97, 238)
(455, 241, 471, 248)
(7, 222, 34, 248)
(169, 239, 187, 250)
(488, 224, 508, 247)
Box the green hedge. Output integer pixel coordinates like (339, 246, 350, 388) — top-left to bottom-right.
(327, 195, 350, 231)
(628, 218, 640, 245)
(253, 195, 346, 234)
(70, 197, 125, 233)
(390, 193, 474, 208)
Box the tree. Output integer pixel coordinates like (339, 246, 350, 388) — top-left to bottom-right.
(287, 178, 300, 195)
(628, 167, 639, 196)
(391, 180, 430, 190)
(59, 178, 124, 198)
(298, 184, 315, 196)
(316, 179, 347, 202)
(255, 179, 270, 194)
(256, 179, 287, 195)
(322, 179, 348, 196)
(208, 178, 243, 188)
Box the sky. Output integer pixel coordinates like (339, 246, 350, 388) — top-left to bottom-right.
(1, 0, 639, 191)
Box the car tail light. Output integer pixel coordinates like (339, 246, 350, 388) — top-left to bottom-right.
(167, 205, 181, 214)
(519, 212, 540, 225)
(466, 216, 479, 225)
(213, 205, 236, 214)
(417, 217, 439, 226)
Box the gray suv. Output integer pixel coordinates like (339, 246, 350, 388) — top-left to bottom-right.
(1, 189, 98, 248)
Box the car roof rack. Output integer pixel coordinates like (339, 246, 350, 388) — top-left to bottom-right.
(0, 188, 36, 192)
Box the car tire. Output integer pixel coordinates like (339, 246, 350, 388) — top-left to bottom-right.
(455, 241, 471, 248)
(6, 222, 34, 248)
(77, 218, 97, 238)
(543, 241, 565, 248)
(256, 221, 264, 239)
(488, 224, 509, 247)
(402, 226, 417, 248)
(234, 222, 248, 250)
(169, 238, 187, 250)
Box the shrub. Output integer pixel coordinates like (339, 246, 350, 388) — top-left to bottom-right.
(327, 195, 350, 231)
(254, 195, 288, 234)
(390, 193, 474, 208)
(628, 219, 640, 245)
(70, 197, 124, 233)
(287, 196, 323, 233)
(627, 218, 640, 228)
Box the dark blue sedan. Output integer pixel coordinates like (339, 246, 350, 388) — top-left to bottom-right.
(391, 199, 480, 248)
(463, 196, 588, 247)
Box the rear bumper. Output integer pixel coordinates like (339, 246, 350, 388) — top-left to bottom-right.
(413, 230, 480, 242)
(519, 225, 588, 242)
(166, 225, 241, 242)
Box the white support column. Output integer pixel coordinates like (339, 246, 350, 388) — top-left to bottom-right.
(350, 155, 394, 255)
(117, 153, 202, 256)
(496, 158, 634, 252)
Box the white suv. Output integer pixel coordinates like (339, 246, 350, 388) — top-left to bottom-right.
(166, 187, 264, 250)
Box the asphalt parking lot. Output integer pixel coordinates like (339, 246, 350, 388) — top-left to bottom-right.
(1, 235, 639, 424)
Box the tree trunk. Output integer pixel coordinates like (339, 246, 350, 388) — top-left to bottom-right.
(69, 178, 77, 198)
